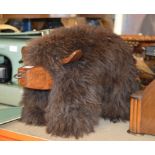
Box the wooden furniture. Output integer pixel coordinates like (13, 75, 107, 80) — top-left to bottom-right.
(0, 129, 46, 141)
(16, 50, 82, 90)
(121, 35, 155, 85)
(0, 14, 111, 19)
(121, 35, 155, 48)
(0, 14, 76, 19)
(129, 80, 155, 135)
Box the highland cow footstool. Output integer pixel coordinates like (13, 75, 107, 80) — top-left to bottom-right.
(19, 26, 139, 138)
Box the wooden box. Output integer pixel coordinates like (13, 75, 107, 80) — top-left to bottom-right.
(129, 80, 155, 135)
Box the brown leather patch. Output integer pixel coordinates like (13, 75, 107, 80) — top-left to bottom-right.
(18, 66, 52, 90)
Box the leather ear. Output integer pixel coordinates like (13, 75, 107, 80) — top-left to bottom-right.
(61, 49, 83, 64)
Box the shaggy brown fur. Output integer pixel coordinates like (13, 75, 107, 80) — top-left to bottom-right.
(21, 26, 139, 138)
